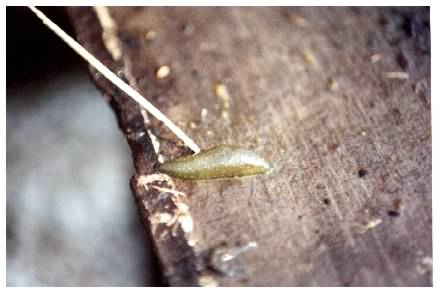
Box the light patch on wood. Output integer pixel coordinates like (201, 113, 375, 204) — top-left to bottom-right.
(214, 83, 230, 106)
(221, 111, 229, 121)
(156, 65, 171, 79)
(289, 14, 306, 26)
(141, 199, 150, 213)
(177, 212, 194, 234)
(152, 185, 186, 198)
(209, 241, 258, 276)
(416, 256, 432, 275)
(201, 108, 208, 121)
(364, 218, 382, 230)
(169, 198, 194, 236)
(164, 201, 194, 236)
(189, 121, 197, 129)
(93, 6, 122, 61)
(198, 273, 218, 287)
(151, 212, 173, 224)
(370, 53, 382, 63)
(214, 83, 231, 123)
(384, 71, 409, 79)
(137, 173, 175, 190)
(140, 107, 166, 160)
(141, 108, 164, 163)
(147, 130, 164, 163)
(138, 173, 197, 240)
(303, 50, 318, 66)
(150, 212, 173, 234)
(140, 108, 151, 124)
(145, 30, 157, 41)
(150, 206, 193, 236)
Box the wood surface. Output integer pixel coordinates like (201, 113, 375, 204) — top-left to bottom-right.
(67, 7, 431, 286)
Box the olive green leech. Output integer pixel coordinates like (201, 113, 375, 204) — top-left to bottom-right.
(158, 145, 272, 180)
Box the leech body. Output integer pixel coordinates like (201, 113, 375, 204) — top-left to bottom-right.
(158, 145, 271, 180)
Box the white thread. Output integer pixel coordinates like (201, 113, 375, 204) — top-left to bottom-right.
(28, 6, 201, 154)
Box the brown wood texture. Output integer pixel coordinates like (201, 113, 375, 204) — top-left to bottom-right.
(67, 7, 431, 286)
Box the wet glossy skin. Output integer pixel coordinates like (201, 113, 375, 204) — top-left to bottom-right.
(158, 145, 271, 180)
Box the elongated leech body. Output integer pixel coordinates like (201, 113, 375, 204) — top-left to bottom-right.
(158, 145, 272, 180)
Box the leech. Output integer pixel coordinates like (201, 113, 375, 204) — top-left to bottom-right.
(158, 145, 271, 180)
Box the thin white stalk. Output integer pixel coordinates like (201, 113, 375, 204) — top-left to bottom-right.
(28, 6, 201, 154)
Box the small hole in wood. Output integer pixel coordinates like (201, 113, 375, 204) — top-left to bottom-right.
(322, 198, 331, 205)
(387, 210, 400, 217)
(358, 168, 368, 178)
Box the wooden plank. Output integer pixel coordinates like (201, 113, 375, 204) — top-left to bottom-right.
(67, 7, 431, 286)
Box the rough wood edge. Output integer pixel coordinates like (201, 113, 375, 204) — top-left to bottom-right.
(66, 7, 208, 286)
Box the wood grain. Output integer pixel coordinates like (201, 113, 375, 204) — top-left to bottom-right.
(68, 7, 431, 286)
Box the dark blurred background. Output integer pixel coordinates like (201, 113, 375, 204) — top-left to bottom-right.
(6, 7, 161, 286)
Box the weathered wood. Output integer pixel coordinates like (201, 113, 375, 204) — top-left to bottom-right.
(68, 7, 431, 286)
